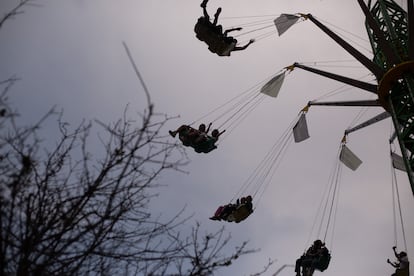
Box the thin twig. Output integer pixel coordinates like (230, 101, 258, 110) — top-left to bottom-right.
(122, 41, 153, 110)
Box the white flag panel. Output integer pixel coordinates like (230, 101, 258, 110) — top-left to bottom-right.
(293, 113, 310, 143)
(391, 152, 406, 172)
(274, 14, 300, 36)
(340, 145, 362, 171)
(260, 72, 285, 98)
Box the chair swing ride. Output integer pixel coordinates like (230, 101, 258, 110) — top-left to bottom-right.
(168, 0, 413, 275)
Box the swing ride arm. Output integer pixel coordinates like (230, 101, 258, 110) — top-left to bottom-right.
(292, 63, 378, 93)
(307, 99, 386, 135)
(344, 111, 390, 135)
(301, 13, 385, 79)
(308, 99, 381, 107)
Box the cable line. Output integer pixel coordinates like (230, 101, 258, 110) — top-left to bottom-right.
(234, 24, 275, 38)
(389, 143, 408, 251)
(209, 109, 302, 224)
(303, 141, 343, 251)
(230, 111, 305, 207)
(219, 94, 266, 142)
(309, 72, 374, 103)
(187, 71, 285, 139)
(316, 16, 373, 54)
(221, 14, 281, 20)
(216, 93, 262, 129)
(189, 84, 259, 126)
(323, 154, 342, 242)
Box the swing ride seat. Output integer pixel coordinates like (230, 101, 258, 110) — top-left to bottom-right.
(213, 204, 237, 221)
(302, 266, 315, 276)
(213, 40, 237, 56)
(301, 253, 330, 274)
(297, 242, 331, 275)
(194, 17, 235, 56)
(204, 34, 235, 56)
(313, 252, 331, 272)
(193, 135, 217, 153)
(210, 202, 252, 223)
(394, 269, 409, 276)
(231, 203, 253, 223)
(194, 17, 221, 45)
(171, 124, 219, 154)
(176, 126, 198, 146)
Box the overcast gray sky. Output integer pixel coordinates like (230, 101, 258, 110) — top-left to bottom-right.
(1, 0, 413, 275)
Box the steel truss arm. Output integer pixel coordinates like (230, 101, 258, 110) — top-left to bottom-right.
(304, 13, 385, 79)
(344, 111, 390, 135)
(357, 0, 401, 66)
(308, 99, 381, 107)
(293, 63, 378, 93)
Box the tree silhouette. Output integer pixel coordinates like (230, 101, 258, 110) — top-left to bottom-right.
(0, 2, 275, 275)
(0, 80, 263, 275)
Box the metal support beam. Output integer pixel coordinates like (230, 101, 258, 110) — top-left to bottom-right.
(408, 0, 414, 59)
(357, 0, 401, 66)
(294, 63, 378, 93)
(388, 96, 414, 196)
(305, 13, 385, 79)
(345, 111, 390, 135)
(308, 99, 381, 107)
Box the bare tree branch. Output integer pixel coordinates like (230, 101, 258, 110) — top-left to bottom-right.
(0, 9, 271, 272)
(0, 0, 37, 30)
(0, 83, 269, 275)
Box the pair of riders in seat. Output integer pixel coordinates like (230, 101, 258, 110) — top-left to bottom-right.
(169, 123, 225, 153)
(209, 195, 253, 223)
(295, 240, 331, 276)
(195, 0, 255, 56)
